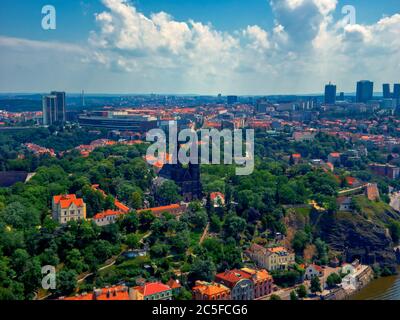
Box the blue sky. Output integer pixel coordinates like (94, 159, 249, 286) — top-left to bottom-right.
(1, 0, 398, 42)
(0, 0, 399, 94)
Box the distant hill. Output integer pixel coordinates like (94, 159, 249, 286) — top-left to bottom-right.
(0, 98, 42, 112)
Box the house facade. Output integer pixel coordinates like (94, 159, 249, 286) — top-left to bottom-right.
(52, 194, 86, 224)
(93, 209, 126, 226)
(240, 268, 273, 299)
(131, 282, 173, 300)
(215, 270, 254, 300)
(304, 264, 325, 280)
(246, 244, 295, 271)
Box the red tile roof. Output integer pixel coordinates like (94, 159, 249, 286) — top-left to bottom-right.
(53, 194, 84, 209)
(93, 209, 126, 220)
(134, 282, 171, 297)
(137, 204, 183, 216)
(166, 279, 182, 290)
(94, 286, 130, 300)
(215, 269, 252, 287)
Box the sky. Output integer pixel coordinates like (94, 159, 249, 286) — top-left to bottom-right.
(0, 0, 399, 95)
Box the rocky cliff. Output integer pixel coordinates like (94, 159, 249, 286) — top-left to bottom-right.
(316, 209, 398, 272)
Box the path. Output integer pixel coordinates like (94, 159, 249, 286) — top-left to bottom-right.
(199, 223, 210, 245)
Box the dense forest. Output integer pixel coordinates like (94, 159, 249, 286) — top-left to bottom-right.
(1, 127, 399, 300)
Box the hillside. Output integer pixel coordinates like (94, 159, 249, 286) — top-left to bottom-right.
(315, 197, 400, 272)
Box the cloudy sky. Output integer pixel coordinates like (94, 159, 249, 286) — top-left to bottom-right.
(0, 0, 399, 95)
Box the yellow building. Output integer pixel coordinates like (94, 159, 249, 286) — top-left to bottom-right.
(52, 194, 86, 224)
(246, 244, 295, 271)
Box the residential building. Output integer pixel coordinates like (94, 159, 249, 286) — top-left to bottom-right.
(93, 209, 126, 226)
(192, 281, 231, 301)
(304, 264, 325, 280)
(215, 269, 254, 300)
(241, 268, 273, 299)
(52, 194, 86, 224)
(246, 244, 295, 271)
(61, 285, 130, 301)
(340, 261, 373, 292)
(131, 282, 173, 300)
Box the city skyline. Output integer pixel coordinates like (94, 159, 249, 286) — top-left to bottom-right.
(0, 0, 400, 94)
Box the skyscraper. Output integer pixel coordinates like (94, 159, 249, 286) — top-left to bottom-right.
(356, 80, 374, 103)
(42, 91, 66, 125)
(42, 95, 57, 125)
(51, 91, 66, 123)
(324, 82, 337, 104)
(393, 84, 400, 105)
(383, 84, 392, 99)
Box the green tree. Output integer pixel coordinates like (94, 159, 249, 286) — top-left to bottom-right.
(296, 284, 307, 298)
(155, 181, 182, 205)
(290, 290, 299, 300)
(310, 276, 322, 294)
(56, 269, 78, 296)
(326, 273, 342, 288)
(126, 234, 140, 249)
(292, 230, 310, 256)
(65, 249, 88, 274)
(188, 258, 216, 284)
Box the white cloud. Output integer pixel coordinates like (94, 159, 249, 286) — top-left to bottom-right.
(0, 0, 399, 94)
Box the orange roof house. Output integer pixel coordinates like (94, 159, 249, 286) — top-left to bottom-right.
(53, 194, 84, 209)
(52, 194, 86, 224)
(131, 282, 173, 300)
(192, 281, 231, 300)
(115, 200, 130, 213)
(93, 209, 126, 226)
(240, 268, 273, 299)
(60, 285, 130, 301)
(94, 285, 130, 300)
